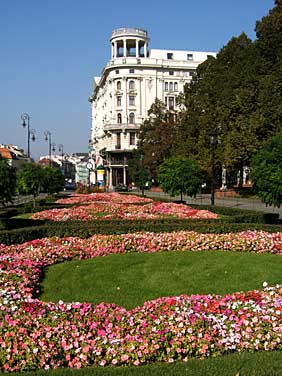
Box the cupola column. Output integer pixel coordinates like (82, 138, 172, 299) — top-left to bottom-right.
(136, 39, 139, 57)
(144, 42, 148, 58)
(123, 39, 126, 57)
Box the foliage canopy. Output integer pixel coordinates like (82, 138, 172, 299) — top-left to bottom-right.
(158, 157, 204, 200)
(17, 163, 64, 206)
(251, 134, 282, 208)
(0, 156, 16, 206)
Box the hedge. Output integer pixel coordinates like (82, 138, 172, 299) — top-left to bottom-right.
(0, 219, 281, 245)
(189, 205, 281, 224)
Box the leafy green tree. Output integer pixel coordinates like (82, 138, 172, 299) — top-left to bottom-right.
(250, 134, 282, 207)
(158, 157, 204, 201)
(42, 167, 64, 194)
(0, 156, 16, 206)
(17, 163, 46, 207)
(254, 1, 282, 137)
(128, 150, 150, 188)
(255, 0, 282, 67)
(137, 99, 176, 180)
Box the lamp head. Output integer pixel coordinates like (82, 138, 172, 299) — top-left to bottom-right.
(208, 130, 217, 145)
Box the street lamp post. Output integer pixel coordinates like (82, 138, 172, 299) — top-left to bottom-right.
(44, 131, 55, 167)
(140, 153, 144, 196)
(21, 113, 36, 158)
(208, 129, 217, 206)
(58, 144, 64, 175)
(86, 161, 94, 187)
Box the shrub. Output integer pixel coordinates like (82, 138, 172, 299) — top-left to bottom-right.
(0, 219, 281, 245)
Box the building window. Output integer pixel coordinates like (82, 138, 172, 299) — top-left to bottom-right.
(115, 69, 119, 74)
(117, 96, 122, 106)
(117, 81, 121, 90)
(164, 82, 168, 91)
(117, 113, 122, 124)
(169, 71, 174, 76)
(129, 80, 135, 90)
(174, 82, 178, 91)
(189, 70, 195, 76)
(169, 82, 173, 91)
(129, 112, 135, 124)
(168, 97, 174, 110)
(167, 53, 173, 59)
(116, 133, 121, 149)
(129, 68, 135, 73)
(187, 54, 193, 60)
(129, 95, 135, 106)
(130, 132, 136, 145)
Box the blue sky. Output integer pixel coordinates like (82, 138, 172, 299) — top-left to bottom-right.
(0, 0, 275, 160)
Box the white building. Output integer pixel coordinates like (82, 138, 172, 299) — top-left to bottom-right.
(89, 28, 216, 189)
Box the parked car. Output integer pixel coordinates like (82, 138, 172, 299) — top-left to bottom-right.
(64, 182, 76, 191)
(114, 184, 128, 192)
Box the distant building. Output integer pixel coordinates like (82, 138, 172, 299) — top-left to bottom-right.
(39, 152, 89, 185)
(0, 144, 30, 169)
(89, 28, 216, 189)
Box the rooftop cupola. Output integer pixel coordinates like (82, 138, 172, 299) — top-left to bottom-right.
(110, 28, 150, 59)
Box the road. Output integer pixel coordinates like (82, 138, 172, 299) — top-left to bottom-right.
(136, 190, 282, 219)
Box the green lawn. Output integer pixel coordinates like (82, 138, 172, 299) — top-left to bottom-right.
(40, 250, 282, 309)
(5, 351, 282, 376)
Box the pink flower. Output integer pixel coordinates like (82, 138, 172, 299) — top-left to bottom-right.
(121, 354, 129, 362)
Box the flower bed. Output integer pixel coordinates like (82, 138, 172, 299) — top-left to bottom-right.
(56, 192, 153, 205)
(32, 194, 218, 221)
(0, 230, 282, 371)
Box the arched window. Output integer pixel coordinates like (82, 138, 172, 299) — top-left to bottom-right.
(117, 81, 121, 90)
(174, 82, 178, 91)
(129, 80, 135, 90)
(129, 112, 135, 124)
(117, 113, 122, 124)
(169, 82, 173, 91)
(165, 82, 168, 91)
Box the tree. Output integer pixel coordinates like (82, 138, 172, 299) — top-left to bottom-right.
(176, 34, 260, 185)
(254, 1, 282, 137)
(17, 163, 46, 207)
(137, 99, 176, 180)
(250, 134, 282, 208)
(42, 166, 64, 194)
(255, 0, 282, 67)
(0, 156, 16, 206)
(127, 150, 150, 188)
(158, 157, 204, 201)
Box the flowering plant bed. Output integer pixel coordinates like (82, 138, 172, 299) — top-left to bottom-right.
(31, 194, 218, 221)
(0, 230, 282, 372)
(56, 193, 154, 205)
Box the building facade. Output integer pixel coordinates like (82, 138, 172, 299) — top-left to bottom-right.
(0, 144, 30, 169)
(89, 28, 216, 189)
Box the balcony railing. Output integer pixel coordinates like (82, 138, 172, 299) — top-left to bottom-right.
(111, 28, 148, 38)
(104, 123, 140, 132)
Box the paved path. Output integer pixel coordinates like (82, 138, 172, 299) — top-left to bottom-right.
(136, 190, 282, 219)
(0, 194, 48, 208)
